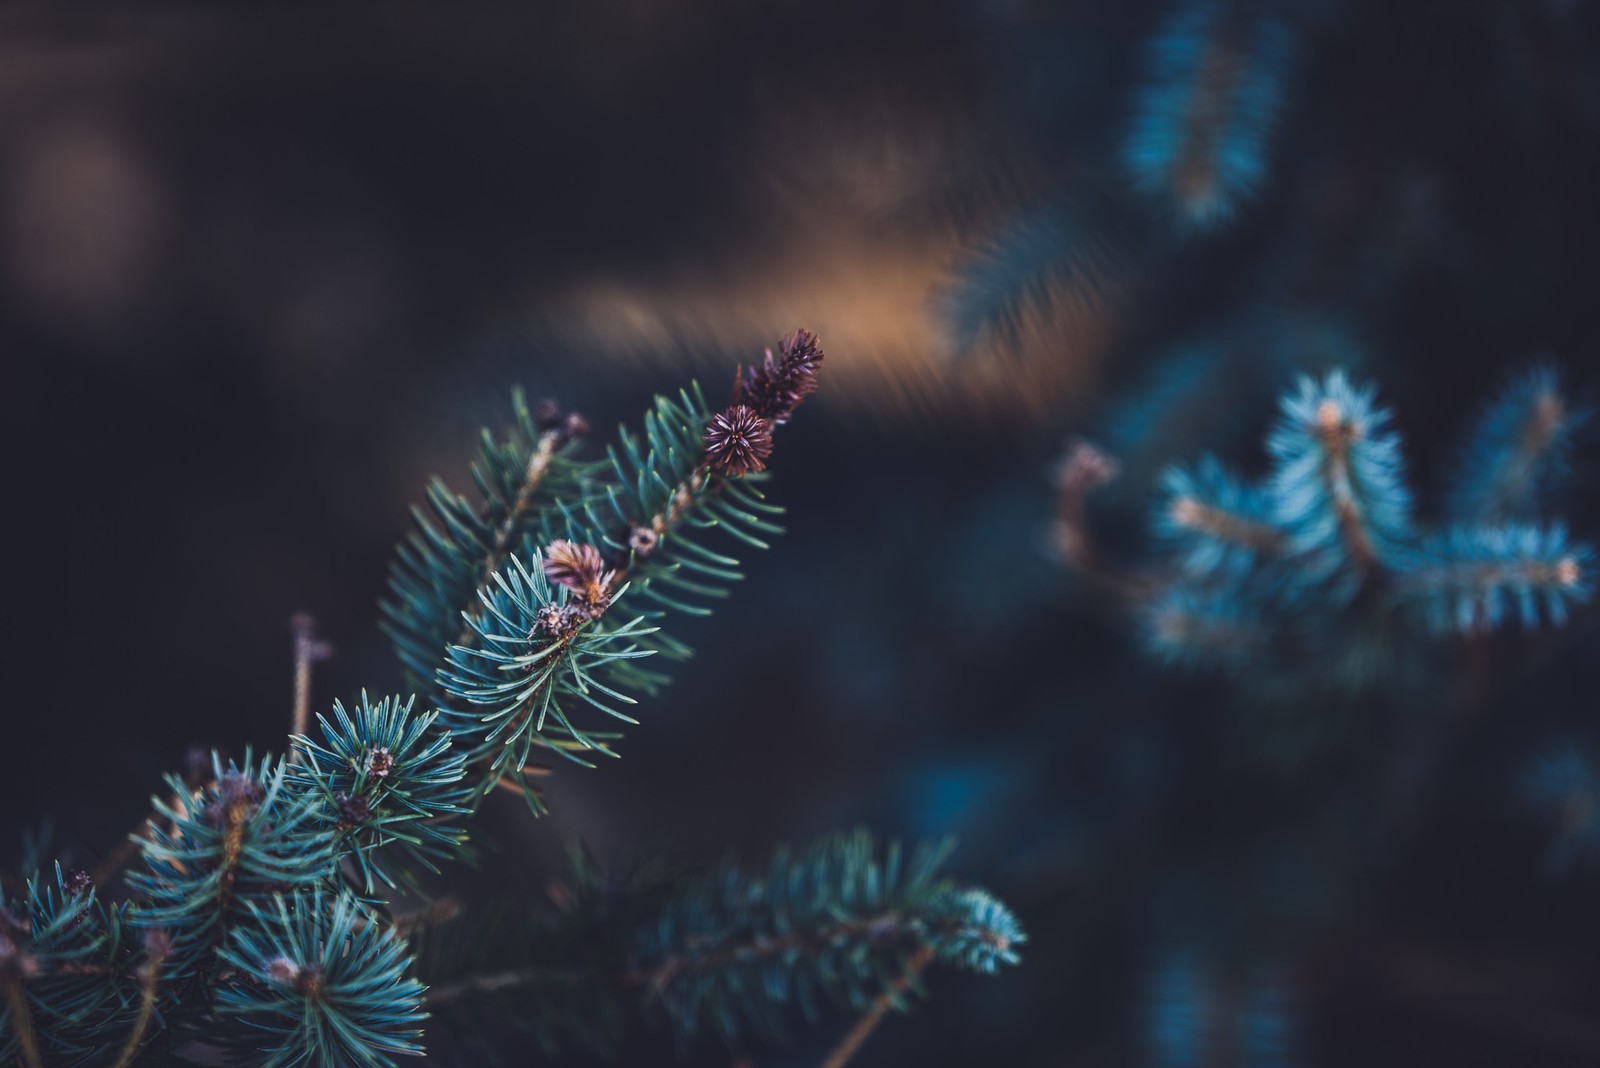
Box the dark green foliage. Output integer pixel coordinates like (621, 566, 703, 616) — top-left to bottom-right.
(1447, 366, 1586, 525)
(287, 694, 473, 893)
(635, 831, 1023, 1046)
(400, 344, 814, 811)
(541, 384, 788, 625)
(437, 554, 660, 787)
(127, 753, 337, 987)
(415, 831, 1024, 1057)
(215, 891, 427, 1068)
(382, 389, 596, 696)
(1, 867, 141, 1068)
(7, 336, 1022, 1064)
(413, 846, 667, 1061)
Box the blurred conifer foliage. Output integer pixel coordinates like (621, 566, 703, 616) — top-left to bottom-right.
(928, 0, 1600, 1063)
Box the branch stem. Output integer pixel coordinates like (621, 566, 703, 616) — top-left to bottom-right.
(818, 945, 934, 1068)
(109, 939, 167, 1068)
(289, 614, 330, 758)
(2, 975, 46, 1068)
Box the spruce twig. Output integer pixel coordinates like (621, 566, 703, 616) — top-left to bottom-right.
(818, 944, 934, 1068)
(289, 613, 332, 763)
(109, 932, 168, 1068)
(1053, 439, 1147, 602)
(1, 972, 46, 1068)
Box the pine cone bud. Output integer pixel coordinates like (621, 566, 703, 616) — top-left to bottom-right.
(704, 404, 775, 477)
(366, 746, 395, 779)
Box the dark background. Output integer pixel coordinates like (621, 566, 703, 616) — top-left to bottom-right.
(3, 1, 1599, 1065)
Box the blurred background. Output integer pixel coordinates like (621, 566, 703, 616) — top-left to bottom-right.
(3, 1, 1599, 1064)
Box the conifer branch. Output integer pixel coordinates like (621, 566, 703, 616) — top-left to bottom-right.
(5, 332, 1024, 1064)
(108, 933, 166, 1068)
(1267, 371, 1412, 589)
(414, 830, 1023, 1057)
(1, 973, 45, 1068)
(1053, 440, 1147, 601)
(1124, 0, 1293, 229)
(1073, 368, 1593, 680)
(1448, 366, 1587, 524)
(819, 944, 934, 1068)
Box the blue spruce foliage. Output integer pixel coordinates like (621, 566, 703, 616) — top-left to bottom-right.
(1123, 0, 1295, 231)
(1071, 368, 1593, 683)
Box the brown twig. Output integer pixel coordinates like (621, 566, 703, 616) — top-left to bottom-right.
(629, 912, 922, 1000)
(109, 933, 169, 1068)
(1312, 398, 1379, 572)
(1052, 440, 1148, 603)
(289, 613, 332, 759)
(491, 764, 554, 797)
(2, 973, 46, 1068)
(818, 945, 935, 1068)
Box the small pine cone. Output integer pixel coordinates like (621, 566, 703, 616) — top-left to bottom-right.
(366, 746, 394, 779)
(563, 411, 590, 439)
(264, 955, 307, 989)
(704, 404, 774, 477)
(628, 526, 659, 557)
(534, 604, 566, 634)
(734, 328, 824, 424)
(533, 398, 565, 431)
(543, 540, 606, 595)
(205, 770, 266, 825)
(534, 603, 587, 638)
(64, 870, 93, 897)
(336, 792, 373, 826)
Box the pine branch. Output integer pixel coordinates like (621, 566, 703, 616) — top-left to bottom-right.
(1159, 456, 1284, 577)
(1405, 524, 1591, 635)
(1123, 0, 1294, 231)
(214, 891, 427, 1068)
(433, 330, 825, 806)
(1448, 365, 1586, 525)
(2, 866, 143, 1068)
(127, 753, 337, 989)
(818, 944, 934, 1068)
(1143, 582, 1267, 668)
(416, 831, 1024, 1057)
(1, 973, 44, 1068)
(1076, 368, 1593, 685)
(10, 333, 1026, 1065)
(286, 693, 473, 894)
(381, 390, 595, 696)
(638, 833, 1022, 1046)
(1267, 370, 1413, 592)
(109, 933, 166, 1068)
